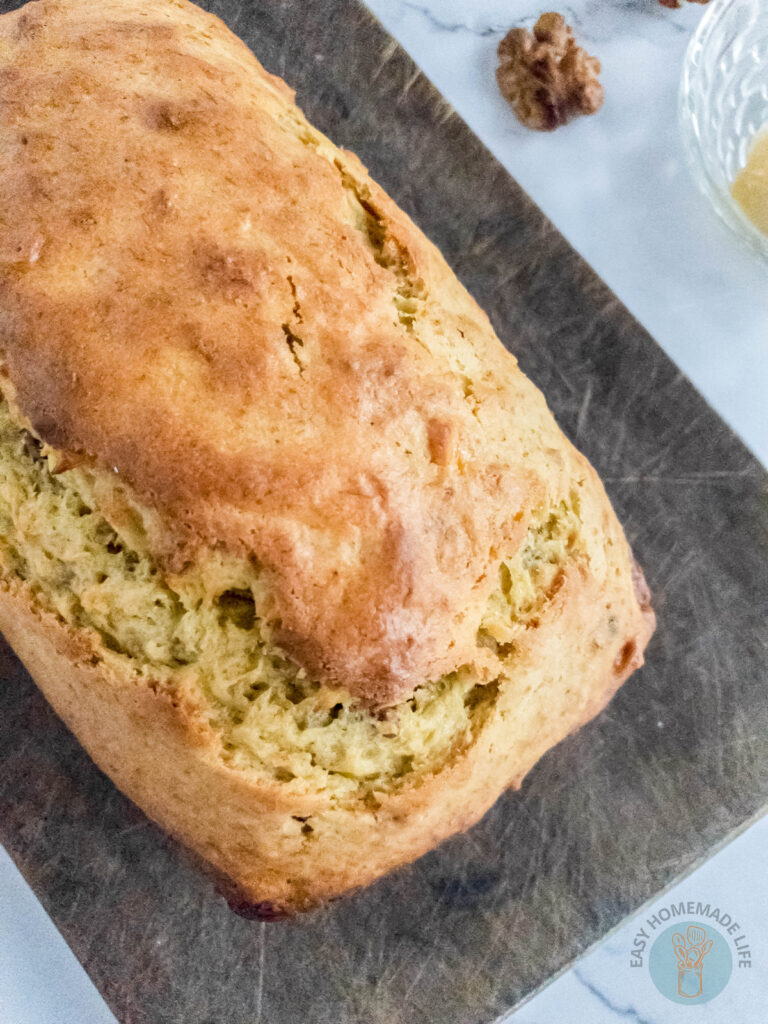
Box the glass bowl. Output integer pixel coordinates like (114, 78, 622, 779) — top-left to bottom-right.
(679, 0, 768, 260)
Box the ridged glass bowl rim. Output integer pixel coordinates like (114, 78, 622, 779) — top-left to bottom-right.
(679, 0, 768, 262)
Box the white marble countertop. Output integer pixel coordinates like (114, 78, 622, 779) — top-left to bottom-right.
(1, 1, 766, 1022)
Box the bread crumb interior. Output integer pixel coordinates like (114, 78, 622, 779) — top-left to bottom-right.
(0, 395, 581, 794)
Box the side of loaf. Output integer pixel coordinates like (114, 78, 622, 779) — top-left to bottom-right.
(0, 0, 654, 914)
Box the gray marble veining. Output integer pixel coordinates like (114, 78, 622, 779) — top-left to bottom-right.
(396, 0, 692, 44)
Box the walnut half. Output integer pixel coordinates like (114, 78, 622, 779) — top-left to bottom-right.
(496, 13, 603, 132)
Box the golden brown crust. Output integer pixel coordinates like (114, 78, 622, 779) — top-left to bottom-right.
(0, 0, 553, 704)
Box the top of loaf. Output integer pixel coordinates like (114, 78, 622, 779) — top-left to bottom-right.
(0, 0, 578, 704)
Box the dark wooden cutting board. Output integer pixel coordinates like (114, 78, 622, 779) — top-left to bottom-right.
(1, 1, 767, 1022)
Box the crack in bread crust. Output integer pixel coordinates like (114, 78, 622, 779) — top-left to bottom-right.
(0, 394, 588, 794)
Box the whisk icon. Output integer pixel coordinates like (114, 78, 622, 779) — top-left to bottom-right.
(672, 925, 714, 998)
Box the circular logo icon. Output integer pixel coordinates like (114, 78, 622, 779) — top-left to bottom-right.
(649, 921, 732, 1004)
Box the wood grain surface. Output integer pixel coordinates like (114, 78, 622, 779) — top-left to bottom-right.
(1, 1, 767, 1022)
